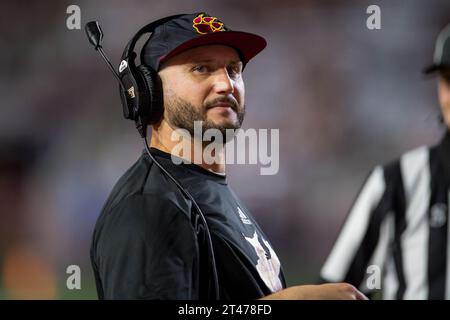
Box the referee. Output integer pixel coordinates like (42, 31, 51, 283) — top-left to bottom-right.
(320, 23, 450, 299)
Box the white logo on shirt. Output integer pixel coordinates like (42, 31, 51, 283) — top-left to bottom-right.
(237, 207, 252, 225)
(244, 231, 282, 292)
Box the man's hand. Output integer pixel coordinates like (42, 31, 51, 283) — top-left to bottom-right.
(260, 283, 369, 300)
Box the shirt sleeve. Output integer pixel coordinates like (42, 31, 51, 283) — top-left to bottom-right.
(320, 166, 394, 294)
(91, 194, 200, 299)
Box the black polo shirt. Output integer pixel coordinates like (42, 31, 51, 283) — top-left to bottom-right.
(91, 147, 286, 299)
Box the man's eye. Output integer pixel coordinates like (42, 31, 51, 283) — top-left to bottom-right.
(192, 65, 209, 73)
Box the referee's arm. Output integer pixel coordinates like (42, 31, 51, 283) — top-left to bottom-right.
(320, 166, 393, 297)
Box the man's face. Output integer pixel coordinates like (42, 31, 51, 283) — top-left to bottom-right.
(158, 45, 245, 139)
(438, 69, 450, 128)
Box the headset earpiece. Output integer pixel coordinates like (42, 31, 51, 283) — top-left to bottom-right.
(137, 65, 163, 124)
(118, 58, 163, 122)
(117, 14, 184, 138)
(118, 63, 140, 121)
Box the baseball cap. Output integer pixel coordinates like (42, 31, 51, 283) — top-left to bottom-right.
(423, 23, 450, 74)
(140, 12, 267, 71)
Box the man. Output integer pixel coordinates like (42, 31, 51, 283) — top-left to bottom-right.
(320, 24, 450, 299)
(91, 12, 366, 300)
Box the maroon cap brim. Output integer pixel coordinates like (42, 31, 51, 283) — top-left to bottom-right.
(158, 31, 267, 68)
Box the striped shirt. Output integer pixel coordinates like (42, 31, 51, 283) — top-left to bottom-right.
(321, 131, 450, 299)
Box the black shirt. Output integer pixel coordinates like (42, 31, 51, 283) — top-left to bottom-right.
(91, 147, 286, 299)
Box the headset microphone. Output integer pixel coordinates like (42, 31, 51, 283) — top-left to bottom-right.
(85, 21, 125, 91)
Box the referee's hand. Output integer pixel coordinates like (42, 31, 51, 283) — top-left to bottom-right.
(260, 283, 369, 300)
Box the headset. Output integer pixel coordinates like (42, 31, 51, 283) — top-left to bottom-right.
(85, 18, 220, 299)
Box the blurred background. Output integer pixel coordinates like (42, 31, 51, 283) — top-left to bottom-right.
(1, 0, 450, 299)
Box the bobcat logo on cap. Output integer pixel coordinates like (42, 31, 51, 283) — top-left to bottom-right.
(192, 13, 225, 34)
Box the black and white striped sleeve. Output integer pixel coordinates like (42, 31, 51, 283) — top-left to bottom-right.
(320, 165, 395, 294)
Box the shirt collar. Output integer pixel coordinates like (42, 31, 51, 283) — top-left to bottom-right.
(142, 147, 228, 184)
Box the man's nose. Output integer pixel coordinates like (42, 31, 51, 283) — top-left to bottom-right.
(212, 68, 234, 95)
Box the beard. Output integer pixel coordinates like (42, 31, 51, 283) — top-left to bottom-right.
(164, 91, 245, 143)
